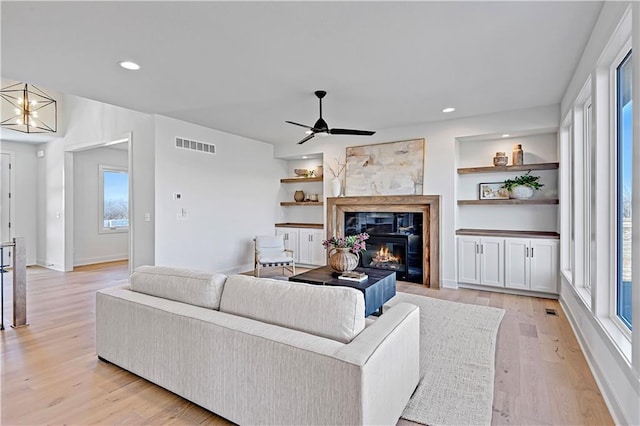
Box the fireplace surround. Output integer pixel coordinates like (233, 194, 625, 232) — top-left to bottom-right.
(326, 195, 441, 288)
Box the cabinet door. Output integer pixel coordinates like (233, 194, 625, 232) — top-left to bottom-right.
(530, 239, 559, 293)
(299, 229, 325, 266)
(505, 238, 529, 289)
(275, 228, 299, 262)
(457, 237, 480, 284)
(479, 238, 504, 287)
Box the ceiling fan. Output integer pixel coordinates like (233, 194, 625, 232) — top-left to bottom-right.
(286, 90, 376, 145)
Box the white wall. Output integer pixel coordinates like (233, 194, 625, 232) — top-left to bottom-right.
(154, 116, 286, 273)
(557, 2, 639, 425)
(275, 104, 560, 288)
(0, 141, 37, 265)
(73, 146, 128, 266)
(36, 93, 155, 271)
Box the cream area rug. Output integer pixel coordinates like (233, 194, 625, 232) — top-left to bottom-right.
(386, 293, 505, 426)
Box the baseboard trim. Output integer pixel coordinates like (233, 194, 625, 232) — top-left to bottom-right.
(74, 255, 128, 267)
(441, 279, 458, 289)
(458, 282, 558, 299)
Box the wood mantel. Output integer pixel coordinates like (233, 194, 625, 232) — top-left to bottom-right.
(326, 195, 441, 288)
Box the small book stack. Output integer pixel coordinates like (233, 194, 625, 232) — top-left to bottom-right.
(338, 271, 368, 282)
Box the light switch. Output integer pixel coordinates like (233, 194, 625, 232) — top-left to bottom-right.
(144, 213, 151, 222)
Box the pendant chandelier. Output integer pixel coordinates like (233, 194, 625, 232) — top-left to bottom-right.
(1, 82, 57, 133)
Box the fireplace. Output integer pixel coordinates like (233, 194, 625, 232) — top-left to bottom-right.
(326, 195, 440, 288)
(345, 211, 423, 283)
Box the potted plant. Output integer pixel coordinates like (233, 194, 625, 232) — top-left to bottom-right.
(322, 232, 369, 272)
(502, 171, 544, 200)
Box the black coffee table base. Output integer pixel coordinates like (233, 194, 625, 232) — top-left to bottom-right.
(289, 266, 396, 317)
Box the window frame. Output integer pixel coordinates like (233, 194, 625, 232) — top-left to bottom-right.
(609, 42, 633, 337)
(98, 164, 129, 234)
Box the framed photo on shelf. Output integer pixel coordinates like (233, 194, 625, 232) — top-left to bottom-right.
(479, 182, 509, 200)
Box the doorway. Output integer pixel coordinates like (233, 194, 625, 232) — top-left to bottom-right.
(65, 135, 132, 271)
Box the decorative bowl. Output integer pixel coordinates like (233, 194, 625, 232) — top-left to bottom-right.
(293, 169, 308, 176)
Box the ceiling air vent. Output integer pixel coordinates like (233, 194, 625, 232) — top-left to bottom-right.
(175, 137, 216, 155)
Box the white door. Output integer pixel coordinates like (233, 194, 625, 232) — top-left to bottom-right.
(457, 237, 480, 284)
(0, 153, 12, 265)
(530, 239, 559, 293)
(505, 238, 529, 289)
(479, 237, 504, 287)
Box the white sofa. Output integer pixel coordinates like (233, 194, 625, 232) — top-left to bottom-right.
(96, 266, 420, 425)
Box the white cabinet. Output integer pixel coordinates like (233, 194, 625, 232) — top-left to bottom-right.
(275, 228, 299, 260)
(276, 227, 325, 266)
(299, 229, 326, 266)
(457, 236, 504, 287)
(505, 238, 558, 293)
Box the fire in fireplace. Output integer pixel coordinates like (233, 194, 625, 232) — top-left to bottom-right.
(372, 246, 401, 267)
(345, 212, 423, 283)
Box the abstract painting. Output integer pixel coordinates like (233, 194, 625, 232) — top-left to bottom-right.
(345, 139, 424, 196)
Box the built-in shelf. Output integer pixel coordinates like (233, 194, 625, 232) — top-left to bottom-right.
(275, 222, 323, 229)
(280, 176, 323, 183)
(458, 199, 559, 206)
(456, 228, 560, 239)
(457, 162, 559, 175)
(280, 201, 324, 206)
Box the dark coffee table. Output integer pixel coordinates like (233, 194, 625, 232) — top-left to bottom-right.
(289, 266, 396, 317)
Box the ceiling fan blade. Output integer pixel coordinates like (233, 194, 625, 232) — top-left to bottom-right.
(286, 120, 314, 130)
(297, 133, 315, 145)
(329, 128, 376, 136)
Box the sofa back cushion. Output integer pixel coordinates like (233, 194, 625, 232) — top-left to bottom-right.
(130, 265, 227, 310)
(219, 275, 365, 343)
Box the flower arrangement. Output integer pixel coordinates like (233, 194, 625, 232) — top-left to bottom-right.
(322, 232, 370, 254)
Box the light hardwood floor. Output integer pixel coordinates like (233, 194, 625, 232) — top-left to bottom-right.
(1, 262, 613, 425)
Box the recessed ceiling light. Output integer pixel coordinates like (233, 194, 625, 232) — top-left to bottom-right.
(501, 134, 510, 138)
(442, 107, 455, 113)
(119, 61, 140, 70)
(302, 156, 308, 159)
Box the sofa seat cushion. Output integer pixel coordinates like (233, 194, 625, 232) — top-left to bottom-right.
(220, 275, 365, 343)
(130, 265, 227, 310)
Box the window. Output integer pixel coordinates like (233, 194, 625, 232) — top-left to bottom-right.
(615, 50, 632, 329)
(584, 100, 593, 292)
(99, 165, 129, 233)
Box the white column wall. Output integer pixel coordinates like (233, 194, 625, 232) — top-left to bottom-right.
(0, 141, 37, 265)
(36, 93, 155, 271)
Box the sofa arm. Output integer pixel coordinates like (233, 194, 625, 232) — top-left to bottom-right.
(333, 302, 420, 425)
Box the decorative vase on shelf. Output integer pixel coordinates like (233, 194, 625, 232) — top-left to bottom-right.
(509, 185, 534, 200)
(330, 177, 342, 197)
(512, 144, 524, 165)
(328, 247, 359, 273)
(294, 190, 305, 202)
(493, 152, 508, 166)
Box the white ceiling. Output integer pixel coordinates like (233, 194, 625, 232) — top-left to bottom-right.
(1, 1, 602, 147)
